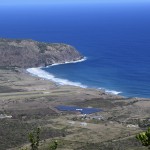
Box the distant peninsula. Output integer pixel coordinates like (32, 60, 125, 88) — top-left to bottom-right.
(0, 38, 83, 68)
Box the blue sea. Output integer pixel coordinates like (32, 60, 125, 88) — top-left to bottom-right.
(1, 3, 150, 98)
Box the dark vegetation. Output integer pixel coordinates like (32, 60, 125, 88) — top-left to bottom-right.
(28, 128, 41, 150)
(9, 108, 58, 120)
(0, 109, 67, 150)
(136, 127, 150, 149)
(0, 118, 67, 150)
(0, 119, 36, 150)
(76, 137, 144, 150)
(21, 127, 58, 150)
(0, 85, 23, 93)
(37, 43, 47, 53)
(72, 98, 137, 110)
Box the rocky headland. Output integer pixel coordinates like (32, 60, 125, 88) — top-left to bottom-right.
(0, 38, 83, 68)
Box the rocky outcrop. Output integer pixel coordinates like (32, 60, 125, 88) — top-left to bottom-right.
(0, 38, 83, 68)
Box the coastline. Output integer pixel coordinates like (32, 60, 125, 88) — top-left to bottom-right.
(26, 57, 123, 97)
(26, 57, 88, 89)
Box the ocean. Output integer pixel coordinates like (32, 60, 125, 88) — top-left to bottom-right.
(1, 3, 150, 98)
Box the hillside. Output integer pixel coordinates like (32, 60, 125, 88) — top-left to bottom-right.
(0, 38, 83, 68)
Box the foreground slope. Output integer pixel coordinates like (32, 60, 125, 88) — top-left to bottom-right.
(0, 68, 149, 150)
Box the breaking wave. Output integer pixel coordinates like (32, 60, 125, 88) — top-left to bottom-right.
(27, 57, 122, 95)
(98, 88, 122, 95)
(27, 58, 88, 88)
(105, 90, 122, 95)
(27, 68, 87, 88)
(47, 57, 87, 67)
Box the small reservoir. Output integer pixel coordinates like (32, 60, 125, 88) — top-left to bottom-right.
(55, 105, 102, 114)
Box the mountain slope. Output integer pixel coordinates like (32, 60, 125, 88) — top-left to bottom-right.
(0, 38, 83, 68)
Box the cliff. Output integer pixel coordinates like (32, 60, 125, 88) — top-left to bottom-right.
(0, 38, 83, 68)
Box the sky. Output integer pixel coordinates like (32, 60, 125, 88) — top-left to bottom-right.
(1, 0, 150, 5)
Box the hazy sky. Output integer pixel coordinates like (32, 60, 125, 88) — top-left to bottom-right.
(1, 0, 150, 5)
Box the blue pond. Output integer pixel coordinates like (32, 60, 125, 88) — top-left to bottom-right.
(55, 105, 102, 114)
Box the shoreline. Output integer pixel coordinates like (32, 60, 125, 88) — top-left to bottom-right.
(26, 57, 88, 89)
(26, 66, 150, 99)
(16, 65, 150, 100)
(26, 57, 123, 97)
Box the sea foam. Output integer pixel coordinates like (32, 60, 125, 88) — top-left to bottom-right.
(98, 88, 122, 95)
(27, 67, 87, 88)
(47, 57, 87, 67)
(105, 90, 122, 95)
(27, 58, 87, 88)
(27, 57, 121, 95)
